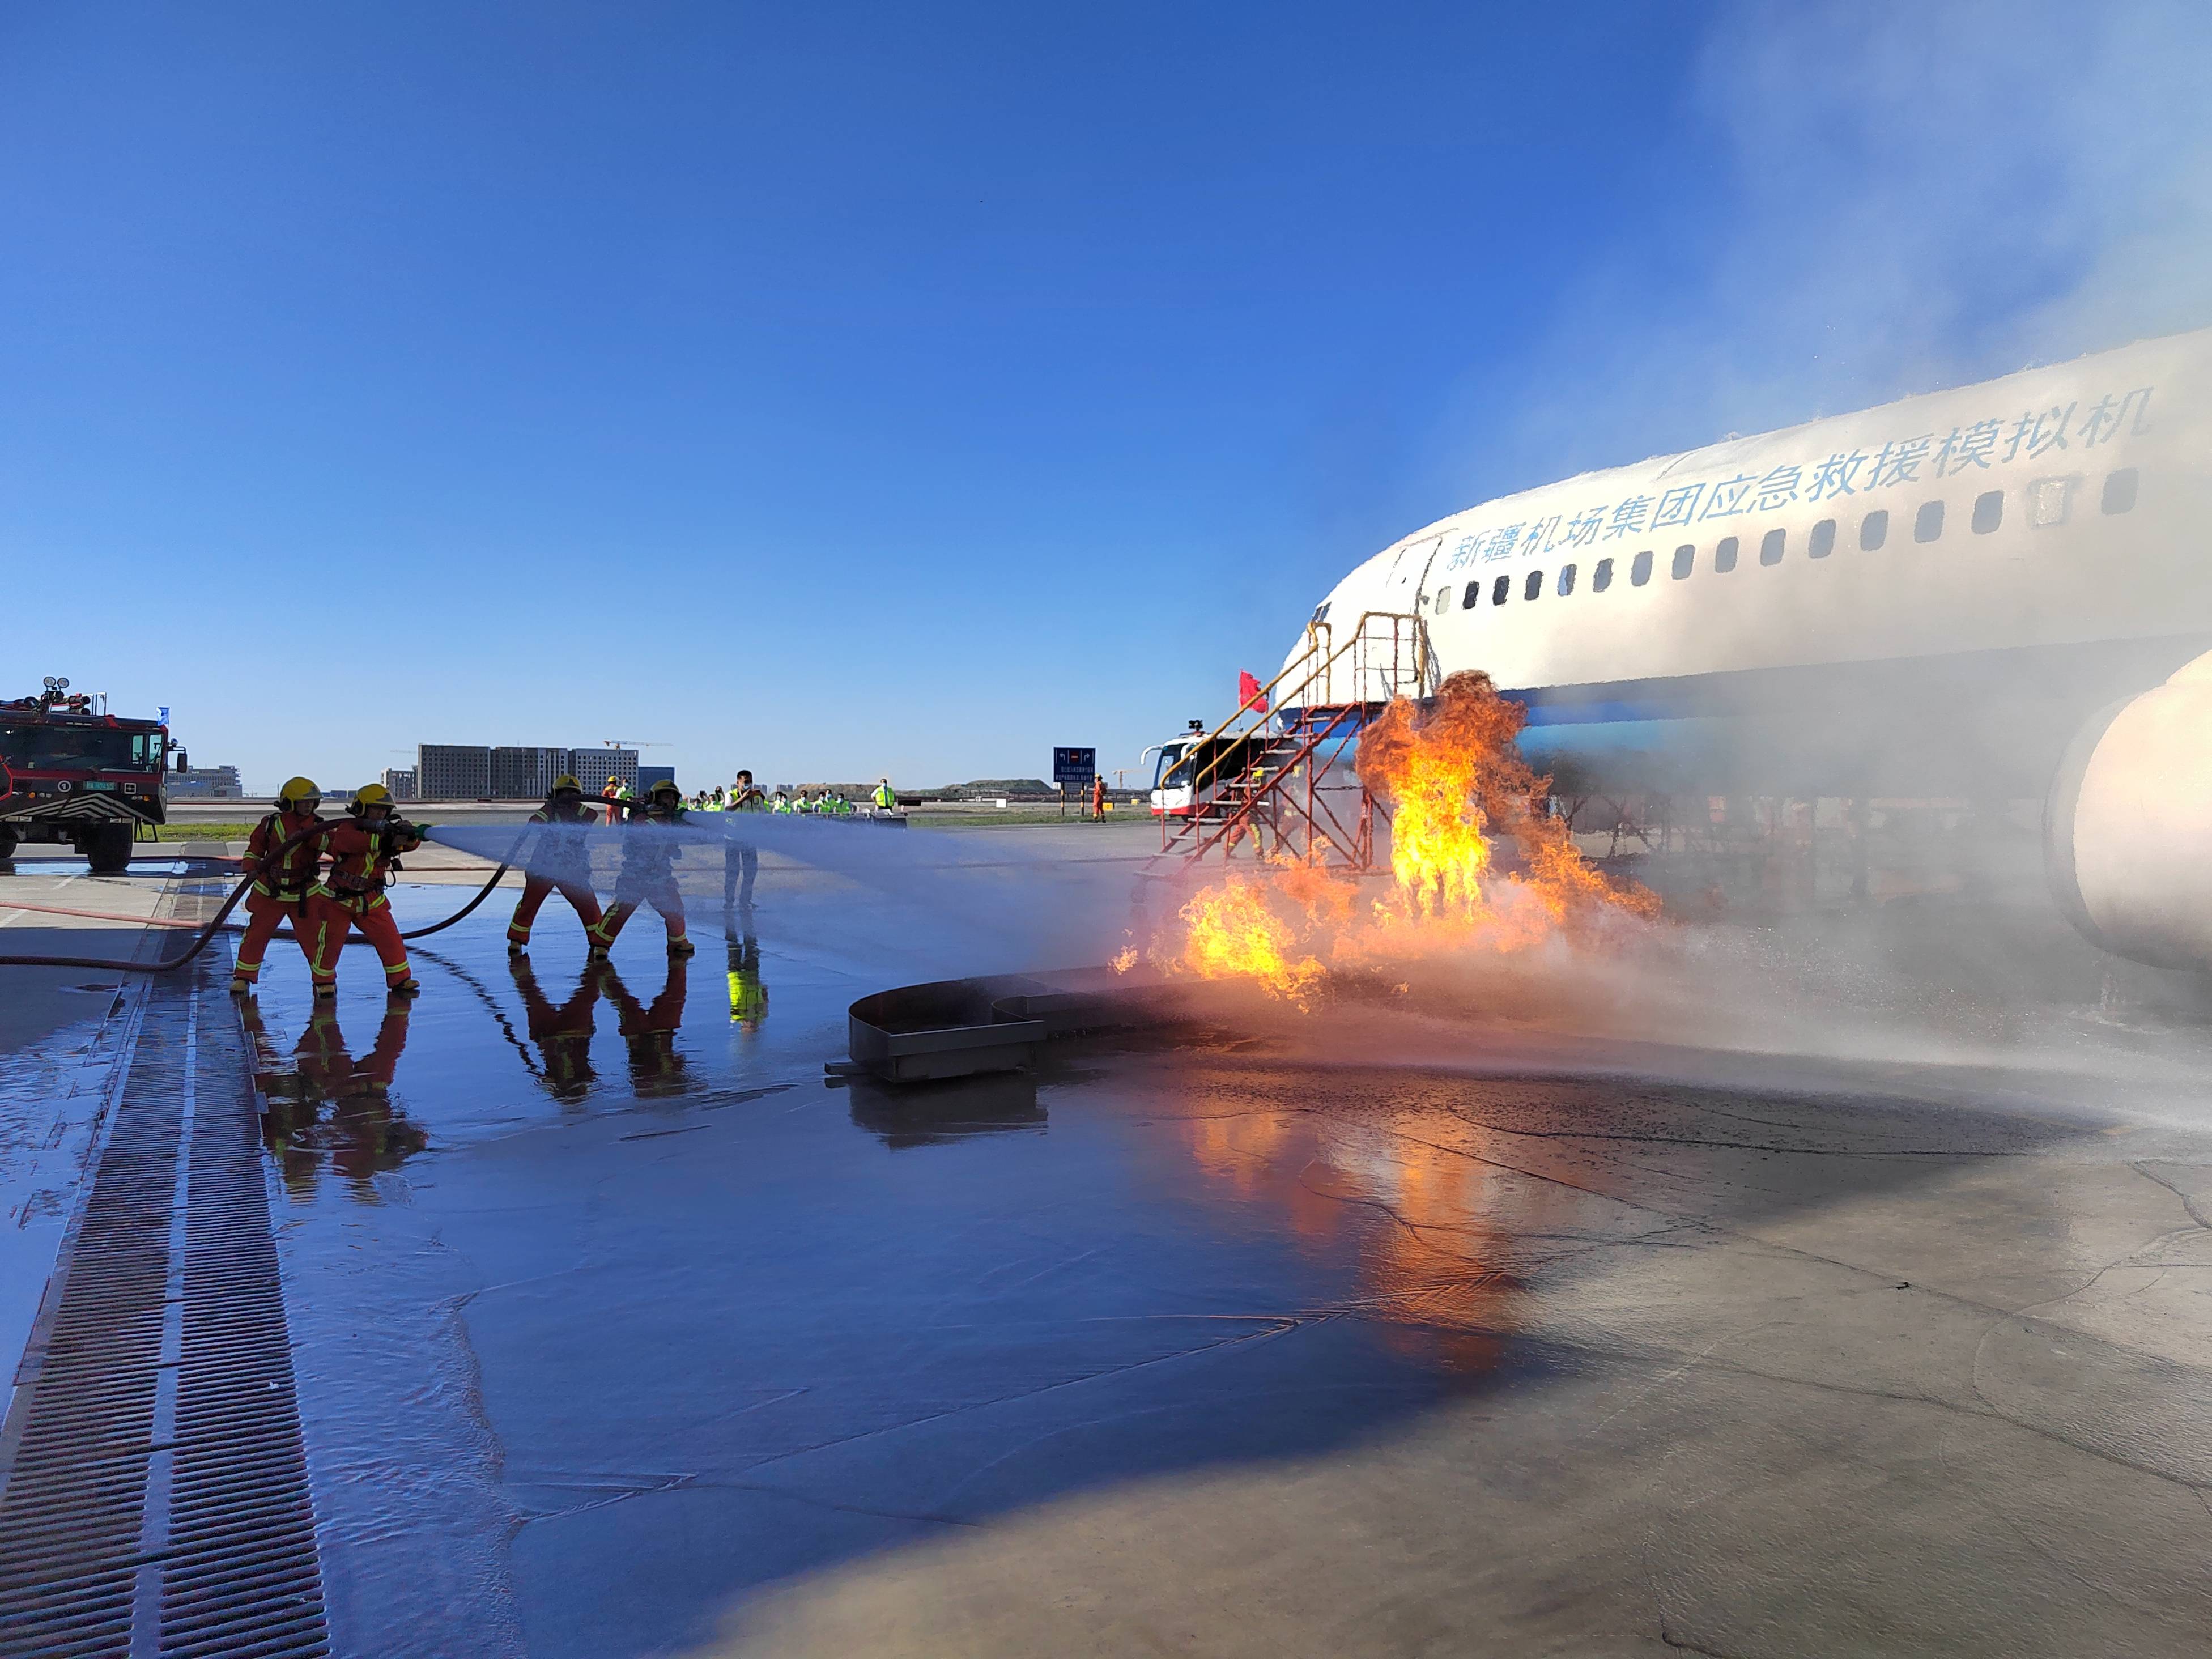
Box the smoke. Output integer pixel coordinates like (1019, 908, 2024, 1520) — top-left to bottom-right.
(1441, 0, 2212, 493)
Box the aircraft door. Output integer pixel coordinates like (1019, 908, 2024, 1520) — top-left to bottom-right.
(1381, 535, 1444, 612)
(1369, 534, 1445, 699)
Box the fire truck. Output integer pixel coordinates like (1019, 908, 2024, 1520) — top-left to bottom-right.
(0, 677, 170, 873)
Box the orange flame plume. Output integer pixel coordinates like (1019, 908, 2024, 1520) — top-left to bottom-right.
(1162, 671, 1658, 996)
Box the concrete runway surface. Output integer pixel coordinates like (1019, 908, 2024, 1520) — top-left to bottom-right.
(6, 846, 2212, 1657)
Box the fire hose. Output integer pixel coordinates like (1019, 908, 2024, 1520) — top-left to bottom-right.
(0, 818, 535, 973)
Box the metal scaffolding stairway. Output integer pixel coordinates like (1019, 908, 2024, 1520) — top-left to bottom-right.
(1159, 610, 1436, 870)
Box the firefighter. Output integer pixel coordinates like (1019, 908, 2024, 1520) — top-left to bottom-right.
(508, 774, 603, 953)
(596, 954, 689, 1096)
(229, 775, 326, 994)
(304, 784, 427, 998)
(872, 777, 896, 812)
(724, 905, 768, 1036)
(509, 950, 603, 1105)
(586, 777, 695, 956)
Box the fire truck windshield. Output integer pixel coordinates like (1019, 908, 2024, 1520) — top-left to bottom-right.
(0, 722, 147, 772)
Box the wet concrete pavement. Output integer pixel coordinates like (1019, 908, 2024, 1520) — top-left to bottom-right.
(12, 853, 2212, 1656)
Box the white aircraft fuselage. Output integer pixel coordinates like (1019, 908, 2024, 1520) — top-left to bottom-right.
(1290, 328, 2212, 797)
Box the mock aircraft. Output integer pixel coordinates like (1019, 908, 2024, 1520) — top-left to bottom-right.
(1280, 327, 2212, 970)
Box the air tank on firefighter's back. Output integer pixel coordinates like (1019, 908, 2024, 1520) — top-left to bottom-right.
(2047, 648, 2212, 970)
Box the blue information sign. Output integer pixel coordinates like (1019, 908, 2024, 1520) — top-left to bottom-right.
(1052, 747, 1096, 786)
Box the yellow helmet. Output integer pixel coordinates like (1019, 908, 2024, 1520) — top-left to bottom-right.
(649, 777, 682, 801)
(349, 782, 394, 815)
(551, 773, 582, 794)
(278, 776, 322, 811)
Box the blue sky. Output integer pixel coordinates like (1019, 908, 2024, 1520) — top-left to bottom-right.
(4, 2, 2207, 793)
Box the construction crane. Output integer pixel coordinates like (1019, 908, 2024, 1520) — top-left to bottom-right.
(600, 738, 670, 748)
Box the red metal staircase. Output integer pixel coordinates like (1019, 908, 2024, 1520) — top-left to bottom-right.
(1158, 610, 1436, 870)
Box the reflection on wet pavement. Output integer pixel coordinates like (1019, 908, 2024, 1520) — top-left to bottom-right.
(218, 877, 2212, 1659)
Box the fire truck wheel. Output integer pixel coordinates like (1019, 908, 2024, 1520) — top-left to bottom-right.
(0, 824, 15, 861)
(86, 824, 132, 875)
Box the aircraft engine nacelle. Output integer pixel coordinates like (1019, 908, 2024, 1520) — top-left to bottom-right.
(2046, 649, 2212, 971)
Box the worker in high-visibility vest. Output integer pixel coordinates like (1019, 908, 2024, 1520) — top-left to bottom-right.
(872, 777, 896, 812)
(1090, 776, 1106, 820)
(230, 775, 326, 994)
(723, 770, 763, 906)
(724, 911, 767, 1036)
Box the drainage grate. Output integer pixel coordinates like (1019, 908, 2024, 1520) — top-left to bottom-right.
(0, 946, 330, 1657)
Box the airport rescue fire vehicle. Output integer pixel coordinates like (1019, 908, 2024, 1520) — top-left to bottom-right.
(0, 677, 169, 873)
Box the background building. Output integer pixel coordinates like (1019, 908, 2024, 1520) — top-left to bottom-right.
(405, 743, 643, 799)
(638, 764, 674, 794)
(490, 746, 570, 799)
(571, 747, 639, 796)
(167, 764, 242, 799)
(381, 767, 418, 801)
(415, 744, 492, 800)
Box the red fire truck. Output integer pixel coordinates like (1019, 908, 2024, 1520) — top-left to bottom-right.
(0, 677, 169, 873)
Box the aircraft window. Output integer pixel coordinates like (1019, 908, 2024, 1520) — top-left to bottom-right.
(1434, 586, 1450, 615)
(1860, 509, 1888, 550)
(1631, 549, 1653, 586)
(1557, 563, 1576, 597)
(1759, 528, 1785, 566)
(1593, 557, 1615, 593)
(1462, 581, 1482, 610)
(1715, 535, 1739, 573)
(1491, 574, 1511, 606)
(1671, 543, 1694, 580)
(1915, 500, 1944, 542)
(1809, 518, 1836, 559)
(1311, 602, 1331, 625)
(2103, 467, 2139, 515)
(2028, 477, 2077, 526)
(1971, 490, 2003, 534)
(1524, 569, 1543, 601)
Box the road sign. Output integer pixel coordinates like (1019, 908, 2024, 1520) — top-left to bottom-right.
(1052, 747, 1097, 786)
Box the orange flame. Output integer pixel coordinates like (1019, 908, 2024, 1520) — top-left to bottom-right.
(1159, 671, 1658, 997)
(1176, 873, 1326, 1007)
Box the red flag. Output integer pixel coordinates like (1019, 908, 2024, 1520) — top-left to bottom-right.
(1238, 670, 1270, 714)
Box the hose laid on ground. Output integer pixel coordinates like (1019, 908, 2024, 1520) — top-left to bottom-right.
(0, 819, 533, 973)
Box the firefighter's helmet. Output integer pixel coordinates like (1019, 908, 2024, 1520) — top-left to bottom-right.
(277, 776, 322, 812)
(649, 777, 682, 801)
(348, 782, 394, 816)
(550, 774, 582, 796)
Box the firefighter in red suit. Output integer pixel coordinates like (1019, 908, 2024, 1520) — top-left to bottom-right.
(304, 783, 427, 998)
(229, 775, 326, 995)
(507, 773, 603, 952)
(508, 951, 603, 1104)
(597, 954, 690, 1096)
(586, 778, 696, 956)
